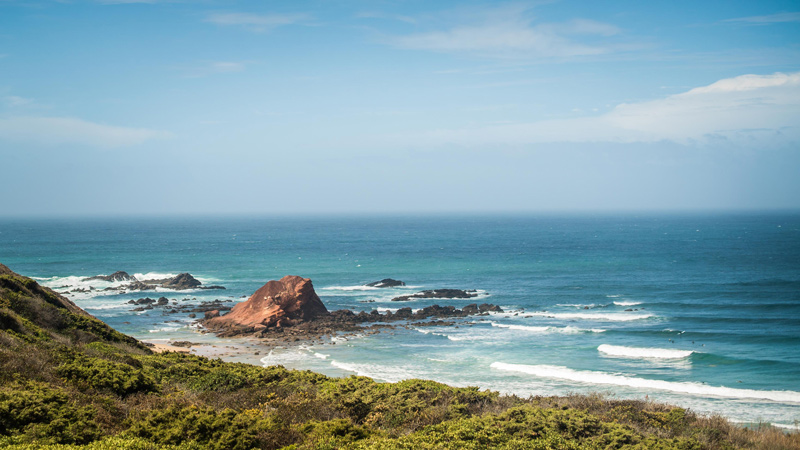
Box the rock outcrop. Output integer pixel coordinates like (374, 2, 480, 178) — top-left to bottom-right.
(365, 278, 405, 288)
(204, 275, 328, 333)
(92, 272, 225, 292)
(161, 273, 202, 289)
(83, 271, 136, 282)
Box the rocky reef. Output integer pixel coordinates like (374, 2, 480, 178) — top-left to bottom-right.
(201, 275, 501, 340)
(391, 288, 480, 302)
(71, 271, 225, 294)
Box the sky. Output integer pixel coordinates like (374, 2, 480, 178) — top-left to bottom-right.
(0, 0, 799, 216)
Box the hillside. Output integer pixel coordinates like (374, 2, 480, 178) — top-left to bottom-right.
(0, 263, 797, 449)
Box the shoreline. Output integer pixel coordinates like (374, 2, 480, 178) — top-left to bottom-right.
(140, 326, 800, 434)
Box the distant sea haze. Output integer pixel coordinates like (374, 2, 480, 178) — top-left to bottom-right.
(2, 213, 799, 430)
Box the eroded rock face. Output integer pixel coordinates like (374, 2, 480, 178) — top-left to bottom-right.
(204, 275, 328, 331)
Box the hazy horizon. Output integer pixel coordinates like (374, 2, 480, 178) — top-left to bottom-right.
(1, 0, 798, 216)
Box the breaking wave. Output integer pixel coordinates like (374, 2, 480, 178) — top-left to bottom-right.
(490, 322, 606, 334)
(525, 311, 654, 322)
(490, 362, 800, 403)
(597, 344, 694, 359)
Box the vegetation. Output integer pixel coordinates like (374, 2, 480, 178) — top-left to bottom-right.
(0, 263, 797, 449)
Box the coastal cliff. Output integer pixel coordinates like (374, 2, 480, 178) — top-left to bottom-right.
(0, 263, 794, 450)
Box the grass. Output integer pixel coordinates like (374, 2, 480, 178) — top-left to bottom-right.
(0, 263, 797, 450)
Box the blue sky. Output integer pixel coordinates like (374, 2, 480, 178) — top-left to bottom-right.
(1, 0, 799, 216)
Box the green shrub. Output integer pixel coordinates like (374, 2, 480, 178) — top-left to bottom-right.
(0, 382, 101, 445)
(126, 404, 298, 450)
(57, 356, 156, 396)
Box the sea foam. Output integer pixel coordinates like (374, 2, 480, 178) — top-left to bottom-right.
(329, 360, 421, 383)
(490, 362, 800, 404)
(598, 344, 693, 359)
(525, 311, 654, 322)
(490, 322, 606, 334)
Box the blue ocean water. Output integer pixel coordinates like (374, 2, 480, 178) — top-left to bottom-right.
(1, 214, 798, 428)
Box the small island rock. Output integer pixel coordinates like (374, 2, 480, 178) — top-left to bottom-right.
(204, 275, 328, 331)
(162, 273, 202, 290)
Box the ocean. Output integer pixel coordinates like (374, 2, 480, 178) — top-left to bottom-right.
(1, 214, 798, 429)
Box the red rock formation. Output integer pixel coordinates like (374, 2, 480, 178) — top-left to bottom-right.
(204, 275, 328, 331)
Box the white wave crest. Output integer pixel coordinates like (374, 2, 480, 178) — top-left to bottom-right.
(613, 301, 643, 306)
(148, 325, 183, 333)
(321, 285, 380, 291)
(84, 303, 130, 311)
(490, 322, 605, 334)
(329, 360, 420, 382)
(771, 422, 800, 431)
(526, 311, 654, 322)
(134, 272, 177, 281)
(598, 344, 693, 359)
(261, 349, 314, 366)
(490, 362, 800, 404)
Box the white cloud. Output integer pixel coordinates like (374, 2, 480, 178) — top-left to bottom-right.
(407, 71, 800, 148)
(724, 12, 800, 24)
(179, 61, 248, 78)
(205, 12, 307, 32)
(210, 61, 245, 73)
(4, 96, 34, 107)
(0, 116, 170, 148)
(388, 5, 623, 59)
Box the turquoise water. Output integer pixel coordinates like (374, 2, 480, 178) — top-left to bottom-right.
(1, 214, 799, 428)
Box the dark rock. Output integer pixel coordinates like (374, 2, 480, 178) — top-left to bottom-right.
(131, 297, 155, 305)
(205, 310, 220, 319)
(157, 297, 169, 306)
(462, 304, 479, 315)
(395, 307, 413, 318)
(127, 282, 156, 291)
(478, 303, 503, 313)
(83, 271, 136, 282)
(391, 289, 480, 302)
(162, 273, 202, 290)
(365, 278, 406, 288)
